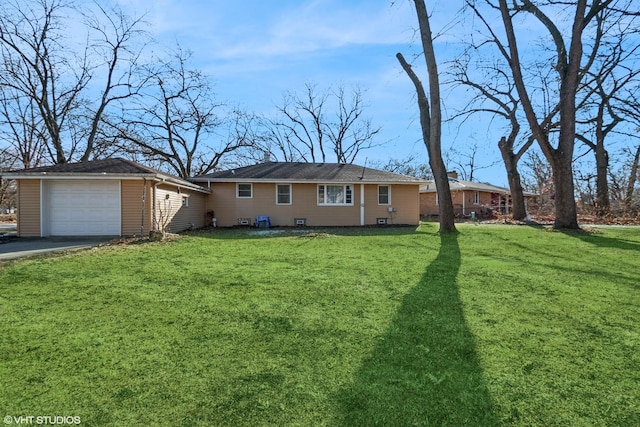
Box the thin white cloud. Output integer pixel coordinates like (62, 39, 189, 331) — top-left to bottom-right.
(261, 0, 414, 53)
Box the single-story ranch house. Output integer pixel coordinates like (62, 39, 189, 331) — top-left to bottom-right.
(2, 158, 426, 237)
(420, 172, 536, 218)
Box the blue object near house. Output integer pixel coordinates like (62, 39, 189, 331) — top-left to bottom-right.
(255, 216, 271, 228)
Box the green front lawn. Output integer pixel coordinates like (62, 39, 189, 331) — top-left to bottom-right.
(1, 224, 639, 426)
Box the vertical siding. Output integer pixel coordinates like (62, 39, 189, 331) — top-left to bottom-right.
(154, 184, 207, 232)
(17, 179, 41, 237)
(121, 180, 153, 236)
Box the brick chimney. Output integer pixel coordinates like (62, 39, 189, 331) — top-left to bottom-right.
(447, 171, 458, 179)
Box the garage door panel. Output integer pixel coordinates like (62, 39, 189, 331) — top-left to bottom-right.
(48, 181, 121, 236)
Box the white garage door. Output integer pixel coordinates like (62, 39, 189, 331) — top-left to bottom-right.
(48, 180, 121, 236)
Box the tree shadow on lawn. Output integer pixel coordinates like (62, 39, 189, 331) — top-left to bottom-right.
(334, 232, 499, 426)
(560, 228, 640, 251)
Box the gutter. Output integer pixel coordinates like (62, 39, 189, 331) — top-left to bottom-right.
(1, 172, 211, 194)
(189, 177, 427, 185)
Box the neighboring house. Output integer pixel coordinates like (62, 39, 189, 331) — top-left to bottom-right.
(190, 162, 425, 227)
(420, 172, 536, 217)
(1, 159, 425, 237)
(1, 158, 209, 237)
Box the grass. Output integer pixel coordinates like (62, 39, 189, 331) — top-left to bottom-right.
(0, 224, 639, 426)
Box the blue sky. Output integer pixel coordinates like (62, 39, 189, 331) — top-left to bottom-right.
(117, 0, 509, 184)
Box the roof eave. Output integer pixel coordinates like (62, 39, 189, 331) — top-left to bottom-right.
(2, 172, 210, 194)
(190, 177, 425, 185)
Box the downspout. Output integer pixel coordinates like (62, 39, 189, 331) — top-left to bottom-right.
(40, 180, 44, 237)
(360, 184, 365, 226)
(141, 178, 147, 236)
(462, 191, 466, 216)
(153, 182, 159, 231)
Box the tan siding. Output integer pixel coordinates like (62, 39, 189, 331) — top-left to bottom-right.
(121, 180, 153, 236)
(17, 180, 41, 237)
(365, 184, 420, 225)
(208, 182, 420, 227)
(154, 184, 207, 232)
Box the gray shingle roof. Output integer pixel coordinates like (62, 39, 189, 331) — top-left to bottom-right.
(421, 178, 537, 197)
(5, 158, 162, 175)
(2, 158, 209, 193)
(192, 162, 425, 184)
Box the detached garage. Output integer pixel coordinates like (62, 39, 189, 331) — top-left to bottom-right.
(2, 158, 210, 237)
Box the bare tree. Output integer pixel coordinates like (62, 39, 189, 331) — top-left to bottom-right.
(609, 144, 640, 215)
(623, 144, 640, 213)
(0, 0, 148, 164)
(397, 0, 456, 233)
(375, 155, 433, 179)
(268, 82, 382, 164)
(466, 0, 637, 229)
(109, 48, 254, 178)
(449, 55, 533, 219)
(0, 87, 45, 168)
(79, 2, 150, 161)
(444, 140, 502, 182)
(521, 149, 554, 214)
(574, 6, 640, 216)
(0, 147, 17, 210)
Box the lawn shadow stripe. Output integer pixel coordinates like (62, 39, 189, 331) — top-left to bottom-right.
(334, 232, 499, 426)
(560, 228, 640, 251)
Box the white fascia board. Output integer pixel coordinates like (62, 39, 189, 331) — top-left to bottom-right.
(192, 178, 425, 185)
(4, 172, 211, 194)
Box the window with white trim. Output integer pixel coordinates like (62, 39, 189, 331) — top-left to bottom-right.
(473, 191, 480, 205)
(318, 184, 353, 205)
(276, 184, 291, 205)
(378, 185, 390, 205)
(182, 196, 189, 207)
(237, 183, 252, 198)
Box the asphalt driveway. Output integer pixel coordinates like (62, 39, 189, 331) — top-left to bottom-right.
(0, 236, 113, 261)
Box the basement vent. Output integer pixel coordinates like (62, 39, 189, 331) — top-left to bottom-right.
(377, 218, 388, 225)
(237, 218, 251, 226)
(294, 218, 306, 226)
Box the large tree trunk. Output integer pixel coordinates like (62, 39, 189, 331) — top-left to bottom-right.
(498, 0, 585, 230)
(550, 153, 580, 229)
(594, 142, 611, 216)
(498, 136, 528, 220)
(397, 0, 456, 233)
(624, 145, 640, 213)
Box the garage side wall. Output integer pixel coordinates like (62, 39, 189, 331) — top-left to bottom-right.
(17, 179, 41, 237)
(155, 184, 207, 232)
(121, 180, 153, 236)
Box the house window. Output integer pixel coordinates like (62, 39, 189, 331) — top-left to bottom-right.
(182, 196, 189, 207)
(473, 191, 480, 205)
(237, 183, 252, 198)
(276, 184, 291, 205)
(378, 185, 390, 205)
(318, 184, 353, 205)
